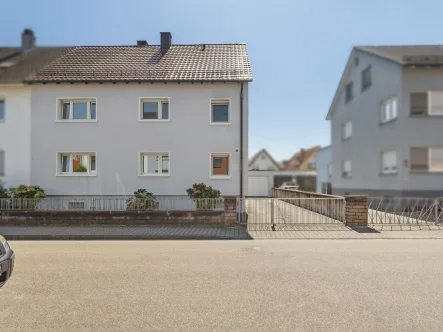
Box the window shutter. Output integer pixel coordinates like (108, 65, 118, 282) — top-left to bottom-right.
(410, 93, 428, 117)
(410, 147, 428, 171)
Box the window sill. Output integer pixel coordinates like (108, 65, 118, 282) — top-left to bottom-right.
(210, 122, 231, 126)
(380, 117, 398, 125)
(56, 174, 97, 177)
(56, 120, 97, 123)
(138, 174, 170, 177)
(210, 175, 231, 180)
(428, 113, 443, 117)
(410, 170, 443, 174)
(138, 119, 170, 123)
(342, 137, 352, 141)
(380, 171, 398, 176)
(341, 176, 352, 179)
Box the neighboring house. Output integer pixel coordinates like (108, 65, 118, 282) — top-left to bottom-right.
(1, 30, 252, 196)
(281, 146, 321, 171)
(315, 146, 332, 194)
(0, 29, 68, 188)
(327, 45, 443, 197)
(248, 149, 281, 171)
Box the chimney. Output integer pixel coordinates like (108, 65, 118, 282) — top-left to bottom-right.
(21, 29, 36, 52)
(160, 32, 172, 51)
(137, 40, 148, 46)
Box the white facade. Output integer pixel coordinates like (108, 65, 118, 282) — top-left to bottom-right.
(248, 150, 280, 171)
(0, 85, 31, 188)
(29, 83, 248, 196)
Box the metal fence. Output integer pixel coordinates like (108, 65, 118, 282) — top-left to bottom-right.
(238, 198, 345, 229)
(368, 197, 443, 225)
(0, 197, 224, 212)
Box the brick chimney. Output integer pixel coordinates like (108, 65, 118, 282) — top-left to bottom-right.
(160, 32, 172, 51)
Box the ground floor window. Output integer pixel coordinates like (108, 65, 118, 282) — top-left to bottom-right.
(211, 153, 230, 178)
(140, 152, 170, 176)
(58, 153, 96, 176)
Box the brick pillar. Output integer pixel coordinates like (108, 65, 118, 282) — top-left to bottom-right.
(345, 195, 368, 227)
(223, 196, 237, 225)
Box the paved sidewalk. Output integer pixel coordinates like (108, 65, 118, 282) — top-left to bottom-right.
(1, 224, 443, 240)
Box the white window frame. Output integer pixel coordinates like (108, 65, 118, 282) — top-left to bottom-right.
(139, 152, 170, 176)
(56, 98, 97, 122)
(342, 121, 352, 139)
(210, 152, 231, 179)
(381, 97, 398, 123)
(343, 160, 352, 177)
(0, 98, 5, 122)
(381, 150, 397, 174)
(139, 97, 170, 122)
(56, 152, 97, 177)
(210, 98, 231, 125)
(429, 147, 443, 172)
(428, 91, 443, 116)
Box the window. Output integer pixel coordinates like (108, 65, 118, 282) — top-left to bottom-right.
(361, 66, 372, 91)
(211, 153, 230, 178)
(345, 82, 353, 103)
(381, 97, 397, 123)
(327, 163, 332, 177)
(342, 121, 352, 139)
(211, 99, 230, 124)
(58, 99, 97, 121)
(140, 152, 170, 176)
(342, 160, 352, 177)
(0, 100, 4, 121)
(410, 92, 428, 117)
(410, 147, 428, 172)
(140, 98, 169, 121)
(429, 147, 443, 172)
(58, 153, 96, 176)
(428, 91, 443, 115)
(0, 150, 4, 176)
(381, 150, 397, 174)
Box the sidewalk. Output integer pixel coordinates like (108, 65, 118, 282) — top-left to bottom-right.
(1, 224, 443, 240)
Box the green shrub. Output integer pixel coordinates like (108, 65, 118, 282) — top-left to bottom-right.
(8, 185, 46, 210)
(73, 164, 87, 172)
(0, 181, 7, 199)
(126, 189, 158, 211)
(186, 183, 221, 210)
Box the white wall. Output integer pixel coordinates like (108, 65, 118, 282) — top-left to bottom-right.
(30, 83, 248, 196)
(0, 85, 31, 188)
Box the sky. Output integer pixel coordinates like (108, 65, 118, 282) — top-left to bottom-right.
(1, 0, 443, 161)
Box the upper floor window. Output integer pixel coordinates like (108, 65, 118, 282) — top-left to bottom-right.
(342, 121, 352, 139)
(210, 99, 230, 124)
(381, 150, 397, 174)
(410, 92, 443, 117)
(57, 152, 96, 176)
(57, 99, 97, 122)
(345, 82, 353, 103)
(410, 147, 443, 172)
(381, 97, 397, 123)
(0, 100, 4, 121)
(342, 160, 352, 177)
(429, 147, 443, 172)
(361, 66, 372, 91)
(140, 152, 170, 176)
(139, 98, 169, 121)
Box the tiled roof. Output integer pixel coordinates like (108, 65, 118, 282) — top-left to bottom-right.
(281, 146, 321, 171)
(0, 48, 20, 61)
(0, 47, 71, 83)
(357, 45, 443, 64)
(26, 44, 253, 82)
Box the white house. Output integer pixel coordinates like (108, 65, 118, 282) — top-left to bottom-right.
(1, 30, 253, 197)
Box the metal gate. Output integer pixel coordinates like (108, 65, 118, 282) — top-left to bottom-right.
(238, 197, 345, 230)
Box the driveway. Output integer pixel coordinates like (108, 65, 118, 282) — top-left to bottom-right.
(1, 240, 443, 332)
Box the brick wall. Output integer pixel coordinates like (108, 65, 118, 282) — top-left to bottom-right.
(0, 197, 239, 227)
(344, 195, 368, 227)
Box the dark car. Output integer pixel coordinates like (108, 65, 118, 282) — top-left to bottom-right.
(0, 236, 14, 288)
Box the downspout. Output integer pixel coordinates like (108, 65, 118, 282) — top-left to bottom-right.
(240, 83, 244, 198)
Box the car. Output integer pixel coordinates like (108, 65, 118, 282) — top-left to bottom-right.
(279, 182, 300, 190)
(0, 235, 14, 288)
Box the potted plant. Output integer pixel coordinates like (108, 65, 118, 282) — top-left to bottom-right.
(186, 183, 221, 210)
(73, 164, 88, 172)
(126, 189, 158, 211)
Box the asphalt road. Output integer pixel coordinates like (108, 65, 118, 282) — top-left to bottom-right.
(1, 240, 443, 332)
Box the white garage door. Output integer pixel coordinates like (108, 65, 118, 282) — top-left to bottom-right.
(248, 177, 269, 197)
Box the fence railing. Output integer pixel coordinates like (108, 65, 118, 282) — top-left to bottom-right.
(273, 188, 345, 222)
(0, 197, 224, 212)
(368, 197, 443, 225)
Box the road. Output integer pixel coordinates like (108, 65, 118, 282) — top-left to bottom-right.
(1, 240, 443, 332)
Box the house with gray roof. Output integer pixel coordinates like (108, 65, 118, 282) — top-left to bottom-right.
(0, 29, 252, 196)
(327, 45, 443, 197)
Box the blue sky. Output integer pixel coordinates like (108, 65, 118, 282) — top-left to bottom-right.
(1, 0, 442, 161)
